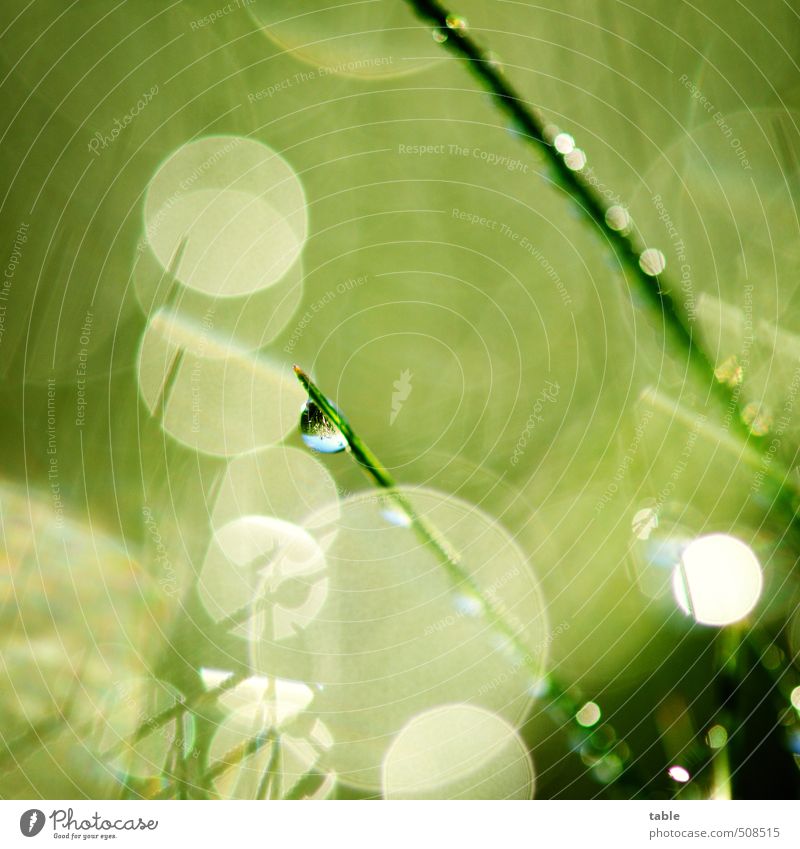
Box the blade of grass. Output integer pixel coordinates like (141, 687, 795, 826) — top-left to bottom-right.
(294, 365, 632, 785)
(295, 365, 537, 677)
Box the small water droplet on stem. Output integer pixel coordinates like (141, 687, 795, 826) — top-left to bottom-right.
(445, 14, 468, 31)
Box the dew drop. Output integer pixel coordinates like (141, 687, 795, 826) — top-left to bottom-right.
(542, 124, 560, 144)
(485, 51, 503, 73)
(605, 205, 631, 233)
(576, 701, 602, 728)
(631, 507, 659, 541)
(299, 399, 347, 454)
(553, 132, 575, 154)
(714, 354, 744, 388)
(432, 29, 448, 43)
(592, 753, 623, 784)
(707, 724, 729, 748)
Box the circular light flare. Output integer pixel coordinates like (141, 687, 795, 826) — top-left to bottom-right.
(672, 533, 763, 627)
(791, 686, 800, 712)
(707, 724, 729, 749)
(198, 515, 328, 639)
(247, 0, 443, 79)
(211, 445, 340, 533)
(132, 239, 305, 352)
(208, 703, 334, 800)
(209, 672, 315, 729)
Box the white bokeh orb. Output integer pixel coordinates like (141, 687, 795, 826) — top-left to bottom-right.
(382, 703, 534, 799)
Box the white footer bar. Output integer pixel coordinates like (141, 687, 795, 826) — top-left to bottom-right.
(1, 800, 795, 848)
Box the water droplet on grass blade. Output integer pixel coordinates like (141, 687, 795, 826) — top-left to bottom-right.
(553, 132, 575, 154)
(668, 764, 691, 783)
(300, 400, 347, 454)
(453, 589, 485, 617)
(485, 51, 503, 73)
(605, 205, 631, 233)
(563, 148, 587, 171)
(250, 486, 549, 790)
(576, 701, 602, 728)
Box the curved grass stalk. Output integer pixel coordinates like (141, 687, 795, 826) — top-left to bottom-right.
(294, 366, 539, 680)
(294, 365, 632, 786)
(401, 0, 800, 513)
(397, 2, 800, 793)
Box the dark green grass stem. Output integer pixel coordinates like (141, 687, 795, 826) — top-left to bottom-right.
(294, 366, 633, 785)
(402, 2, 713, 381)
(295, 366, 538, 678)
